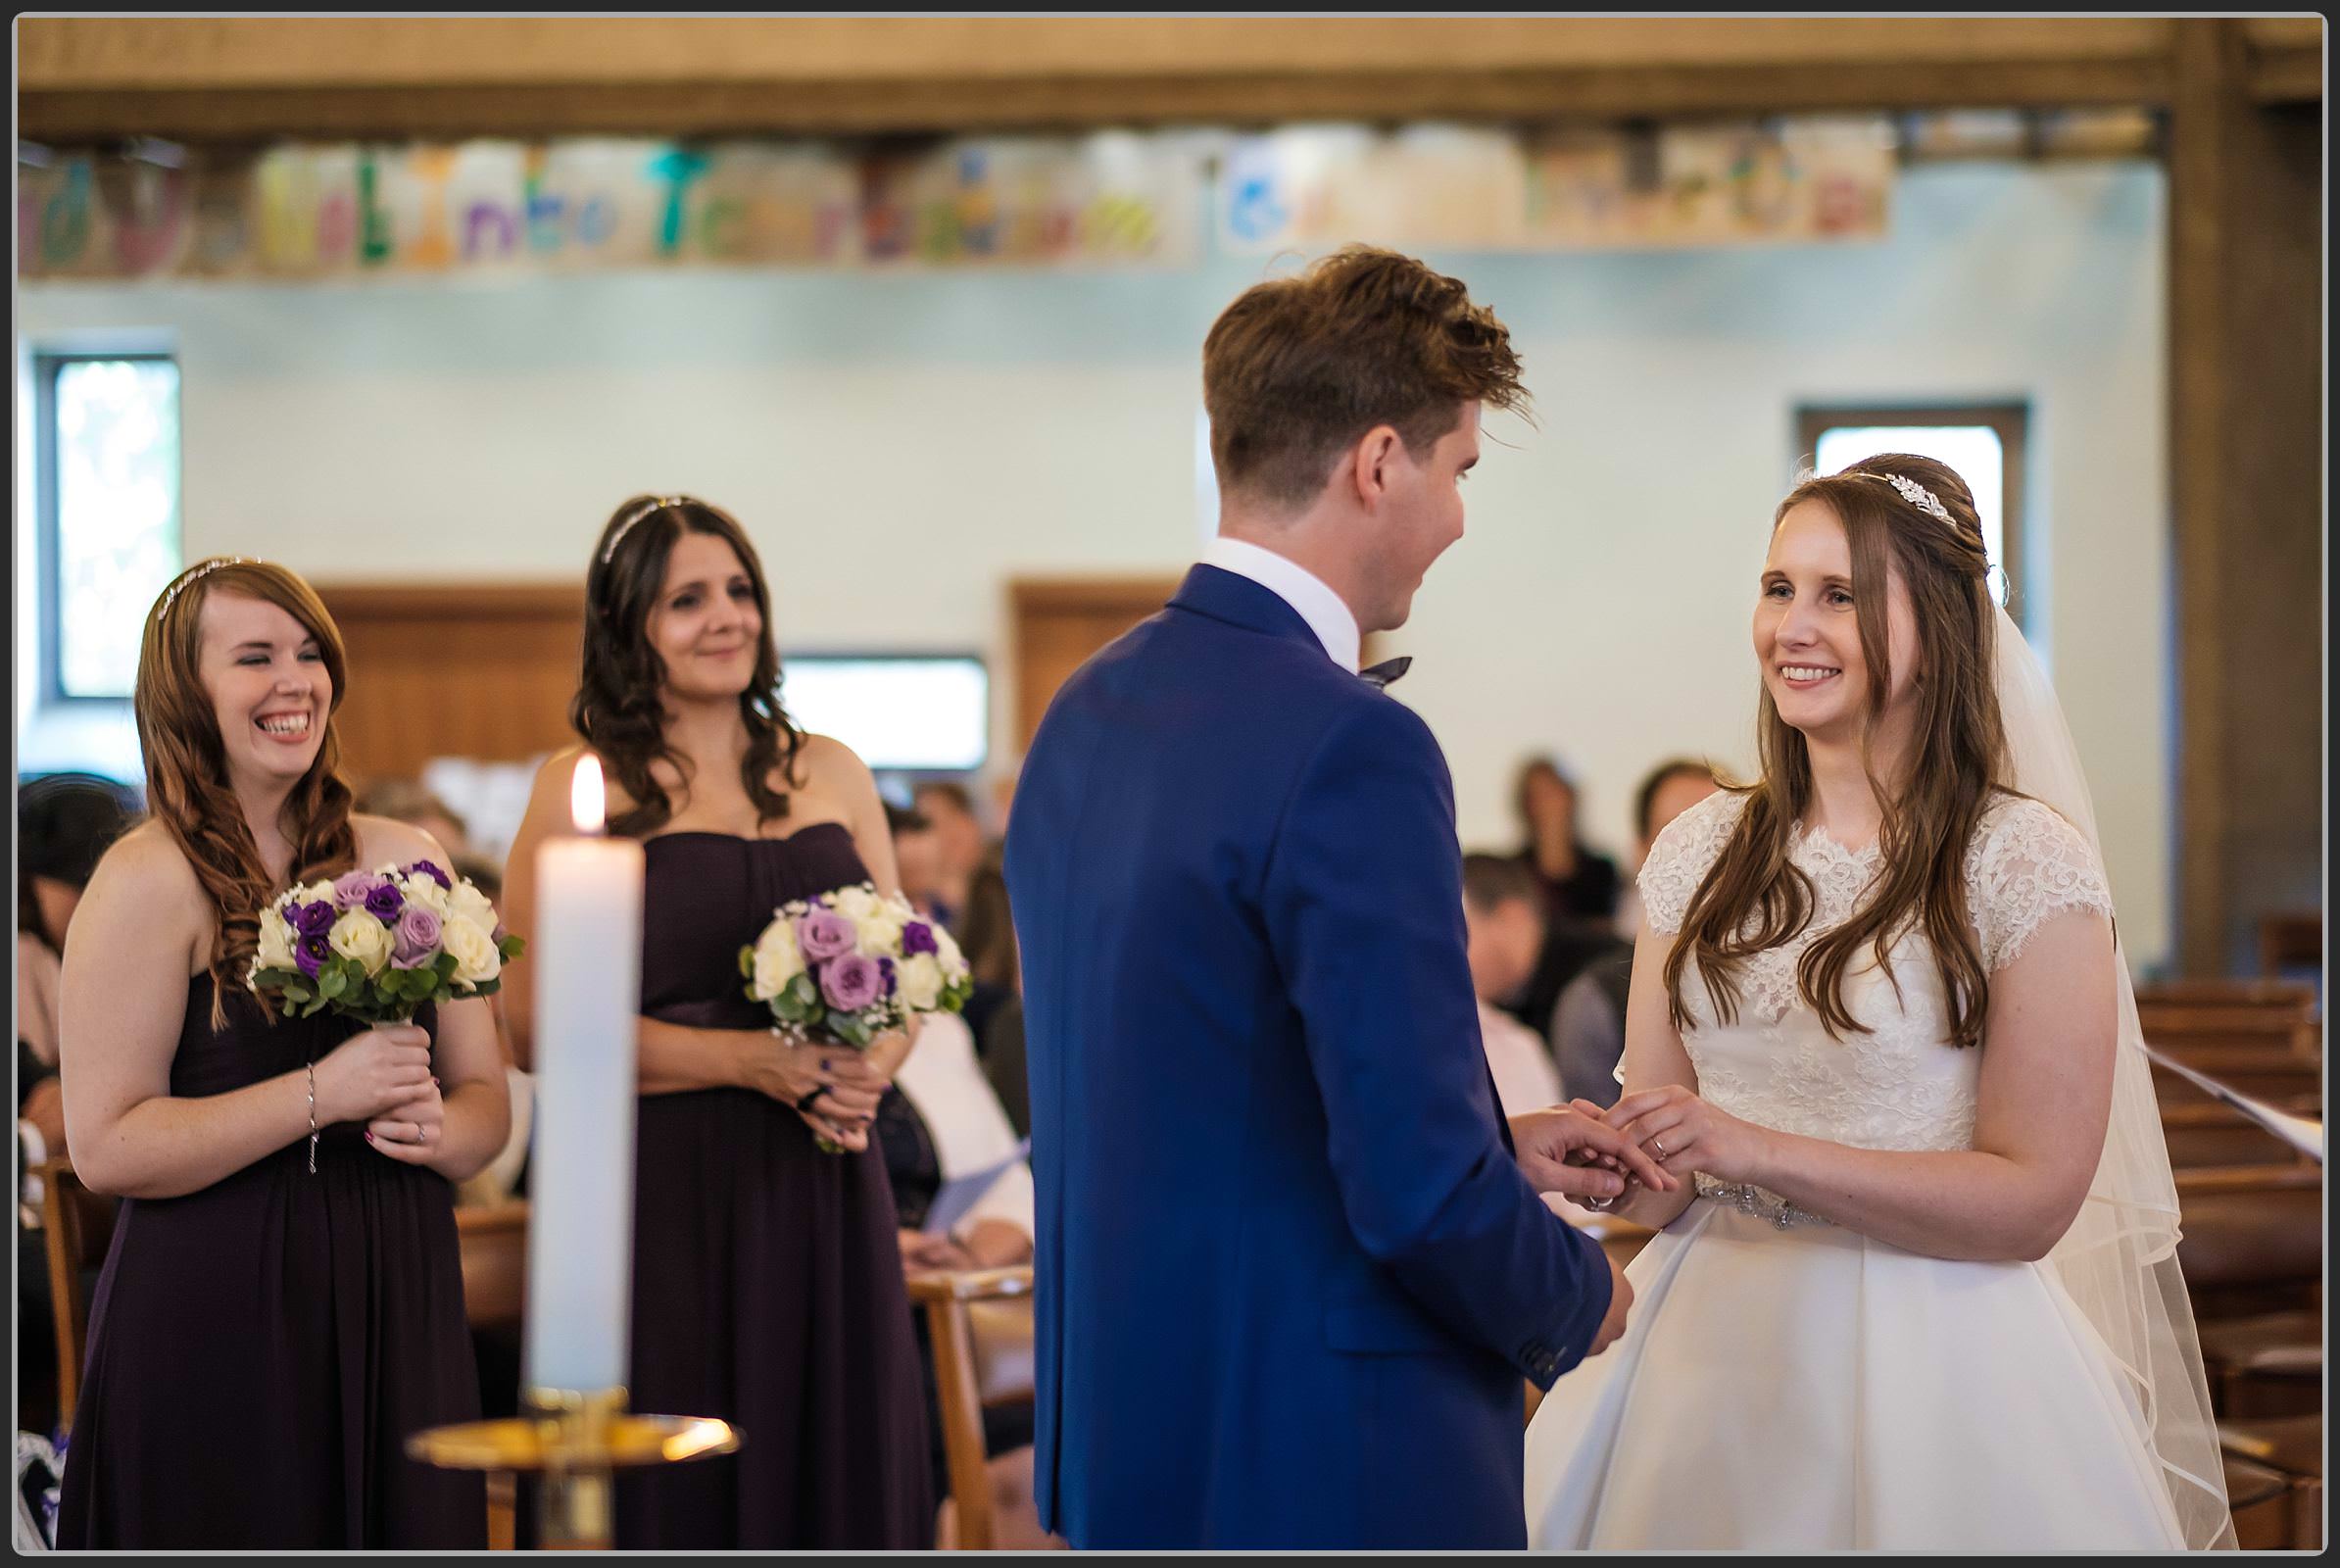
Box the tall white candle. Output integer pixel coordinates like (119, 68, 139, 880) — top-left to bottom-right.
(522, 755, 645, 1396)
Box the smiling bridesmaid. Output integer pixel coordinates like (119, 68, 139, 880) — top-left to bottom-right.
(55, 558, 509, 1548)
(499, 498, 932, 1549)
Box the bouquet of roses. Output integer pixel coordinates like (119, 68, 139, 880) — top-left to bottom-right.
(247, 858, 525, 1024)
(741, 882, 973, 1147)
(742, 881, 973, 1045)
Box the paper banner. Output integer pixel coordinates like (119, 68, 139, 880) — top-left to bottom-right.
(19, 133, 1204, 281)
(1218, 118, 1895, 255)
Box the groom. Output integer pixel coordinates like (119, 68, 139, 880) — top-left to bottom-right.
(1003, 246, 1671, 1549)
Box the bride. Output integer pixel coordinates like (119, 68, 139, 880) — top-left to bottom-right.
(1524, 456, 2232, 1550)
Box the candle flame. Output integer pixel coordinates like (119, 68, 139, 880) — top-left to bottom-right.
(570, 755, 607, 835)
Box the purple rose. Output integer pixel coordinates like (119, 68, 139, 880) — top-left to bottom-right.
(819, 952, 884, 1011)
(796, 908, 856, 962)
(332, 870, 387, 910)
(901, 920, 939, 957)
(405, 858, 454, 892)
(364, 881, 406, 922)
(392, 904, 443, 969)
(295, 933, 330, 978)
(878, 956, 898, 997)
(290, 900, 336, 939)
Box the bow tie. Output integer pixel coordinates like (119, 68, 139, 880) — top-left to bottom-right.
(1359, 657, 1412, 689)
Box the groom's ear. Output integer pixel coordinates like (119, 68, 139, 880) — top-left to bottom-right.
(1347, 424, 1404, 510)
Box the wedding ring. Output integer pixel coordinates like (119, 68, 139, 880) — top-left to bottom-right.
(1651, 1137, 1668, 1159)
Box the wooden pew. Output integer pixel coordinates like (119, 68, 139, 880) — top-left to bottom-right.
(906, 1265, 1038, 1550)
(2136, 979, 2319, 1062)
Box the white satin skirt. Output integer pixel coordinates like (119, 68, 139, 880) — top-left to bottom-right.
(1524, 1201, 2190, 1550)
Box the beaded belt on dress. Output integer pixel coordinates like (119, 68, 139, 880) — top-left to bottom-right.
(1694, 1172, 1832, 1230)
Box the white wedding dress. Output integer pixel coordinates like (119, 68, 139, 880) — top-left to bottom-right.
(1524, 789, 2198, 1551)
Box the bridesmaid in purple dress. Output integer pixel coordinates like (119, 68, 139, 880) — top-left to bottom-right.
(54, 559, 510, 1548)
(501, 498, 933, 1549)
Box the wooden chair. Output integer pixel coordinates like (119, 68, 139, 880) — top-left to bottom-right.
(2257, 912, 2322, 982)
(906, 1265, 1037, 1550)
(2220, 1414, 2323, 1550)
(33, 1157, 119, 1434)
(454, 1200, 528, 1549)
(456, 1199, 528, 1330)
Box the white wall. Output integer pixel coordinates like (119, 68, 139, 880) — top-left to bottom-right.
(15, 161, 2174, 967)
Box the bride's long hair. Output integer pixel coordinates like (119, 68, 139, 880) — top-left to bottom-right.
(572, 496, 805, 840)
(1664, 454, 2011, 1049)
(135, 559, 360, 1024)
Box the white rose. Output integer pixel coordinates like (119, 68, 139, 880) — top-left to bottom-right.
(257, 914, 298, 973)
(828, 885, 883, 926)
(401, 872, 451, 917)
(442, 914, 503, 987)
(752, 920, 806, 1000)
(897, 952, 945, 1011)
(446, 877, 498, 934)
(328, 908, 394, 976)
(928, 920, 969, 982)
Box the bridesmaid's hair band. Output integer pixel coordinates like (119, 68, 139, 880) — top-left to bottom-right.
(602, 496, 692, 564)
(159, 556, 265, 616)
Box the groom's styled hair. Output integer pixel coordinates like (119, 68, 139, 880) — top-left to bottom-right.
(1202, 245, 1530, 511)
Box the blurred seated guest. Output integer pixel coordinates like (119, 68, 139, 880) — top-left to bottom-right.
(1610, 758, 1721, 937)
(1548, 758, 1720, 1108)
(1461, 856, 1564, 1116)
(17, 772, 139, 1438)
(986, 758, 1020, 839)
(912, 781, 993, 932)
(888, 802, 948, 922)
(951, 835, 1028, 1132)
(874, 1011, 1040, 1540)
(1509, 755, 1623, 929)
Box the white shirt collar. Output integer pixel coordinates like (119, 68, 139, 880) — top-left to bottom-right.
(1197, 535, 1362, 674)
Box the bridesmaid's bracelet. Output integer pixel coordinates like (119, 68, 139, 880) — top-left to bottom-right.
(306, 1060, 319, 1174)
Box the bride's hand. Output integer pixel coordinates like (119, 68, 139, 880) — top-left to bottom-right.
(1604, 1085, 1770, 1186)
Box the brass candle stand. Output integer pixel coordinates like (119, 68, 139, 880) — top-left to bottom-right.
(408, 1386, 740, 1549)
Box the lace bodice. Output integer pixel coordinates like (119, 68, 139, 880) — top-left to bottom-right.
(1636, 790, 2114, 1186)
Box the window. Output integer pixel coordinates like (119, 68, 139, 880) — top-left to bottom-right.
(1794, 404, 2028, 620)
(34, 353, 182, 700)
(778, 655, 989, 772)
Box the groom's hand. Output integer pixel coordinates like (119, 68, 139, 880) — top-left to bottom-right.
(1509, 1100, 1679, 1200)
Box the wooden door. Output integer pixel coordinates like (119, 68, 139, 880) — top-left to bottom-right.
(1008, 576, 1183, 756)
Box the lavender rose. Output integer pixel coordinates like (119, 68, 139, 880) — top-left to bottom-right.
(290, 900, 336, 939)
(405, 858, 455, 892)
(901, 920, 939, 957)
(796, 908, 857, 963)
(392, 904, 443, 969)
(364, 881, 406, 922)
(332, 869, 387, 910)
(819, 952, 884, 1012)
(295, 933, 331, 979)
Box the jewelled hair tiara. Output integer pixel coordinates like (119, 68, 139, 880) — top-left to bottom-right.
(602, 496, 692, 563)
(1851, 470, 1956, 525)
(158, 556, 263, 616)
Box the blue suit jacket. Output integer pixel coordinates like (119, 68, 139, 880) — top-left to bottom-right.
(1002, 564, 1613, 1549)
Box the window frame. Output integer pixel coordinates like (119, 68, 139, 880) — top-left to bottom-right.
(33, 349, 183, 706)
(1792, 401, 2030, 622)
(776, 648, 993, 774)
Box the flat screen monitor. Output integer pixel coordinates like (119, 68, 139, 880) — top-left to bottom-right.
(778, 655, 988, 773)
